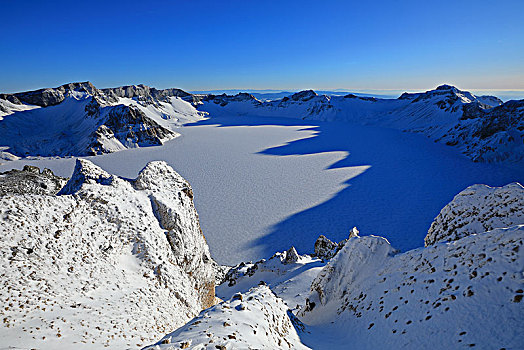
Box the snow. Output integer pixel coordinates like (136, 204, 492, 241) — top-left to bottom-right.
(143, 185, 523, 349)
(200, 85, 524, 164)
(217, 250, 325, 310)
(0, 116, 522, 265)
(1, 83, 523, 349)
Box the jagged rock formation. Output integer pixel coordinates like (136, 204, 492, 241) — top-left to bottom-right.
(0, 159, 216, 349)
(144, 285, 310, 350)
(199, 85, 524, 163)
(0, 165, 67, 195)
(425, 182, 524, 246)
(202, 92, 261, 108)
(313, 227, 357, 261)
(283, 246, 300, 264)
(0, 82, 206, 161)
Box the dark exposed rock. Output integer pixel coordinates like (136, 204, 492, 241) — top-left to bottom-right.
(0, 166, 67, 195)
(283, 246, 300, 264)
(203, 92, 261, 107)
(290, 90, 318, 102)
(472, 100, 524, 140)
(101, 84, 195, 106)
(314, 228, 356, 261)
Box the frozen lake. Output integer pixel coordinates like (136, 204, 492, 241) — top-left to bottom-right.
(1, 116, 522, 265)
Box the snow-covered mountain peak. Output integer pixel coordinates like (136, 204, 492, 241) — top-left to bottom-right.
(0, 82, 209, 162)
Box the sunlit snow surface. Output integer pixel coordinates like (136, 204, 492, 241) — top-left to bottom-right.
(1, 116, 522, 265)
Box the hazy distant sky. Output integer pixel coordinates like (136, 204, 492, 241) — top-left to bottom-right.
(1, 0, 523, 93)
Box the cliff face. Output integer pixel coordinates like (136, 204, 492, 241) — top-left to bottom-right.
(0, 159, 216, 349)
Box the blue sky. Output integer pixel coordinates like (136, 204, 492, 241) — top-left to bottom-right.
(1, 0, 523, 93)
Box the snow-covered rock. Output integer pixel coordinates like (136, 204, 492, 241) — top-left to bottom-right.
(425, 182, 524, 246)
(0, 159, 215, 349)
(300, 227, 524, 349)
(217, 249, 324, 311)
(144, 285, 310, 350)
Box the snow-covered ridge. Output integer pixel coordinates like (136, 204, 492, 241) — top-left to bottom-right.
(144, 285, 310, 350)
(425, 182, 524, 246)
(0, 159, 216, 349)
(200, 85, 523, 163)
(0, 82, 206, 161)
(299, 226, 523, 349)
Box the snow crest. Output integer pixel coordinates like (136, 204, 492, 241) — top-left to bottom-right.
(425, 182, 524, 246)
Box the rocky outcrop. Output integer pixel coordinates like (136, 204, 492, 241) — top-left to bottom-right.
(87, 104, 176, 155)
(289, 90, 318, 102)
(203, 92, 262, 107)
(0, 159, 216, 349)
(0, 165, 67, 195)
(425, 182, 524, 246)
(313, 228, 355, 261)
(101, 84, 196, 106)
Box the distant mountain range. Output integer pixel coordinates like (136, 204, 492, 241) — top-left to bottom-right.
(192, 89, 524, 102)
(1, 82, 523, 164)
(200, 85, 523, 163)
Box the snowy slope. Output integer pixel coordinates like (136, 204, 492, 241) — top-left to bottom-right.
(200, 85, 524, 163)
(425, 182, 524, 246)
(144, 285, 310, 350)
(0, 159, 216, 349)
